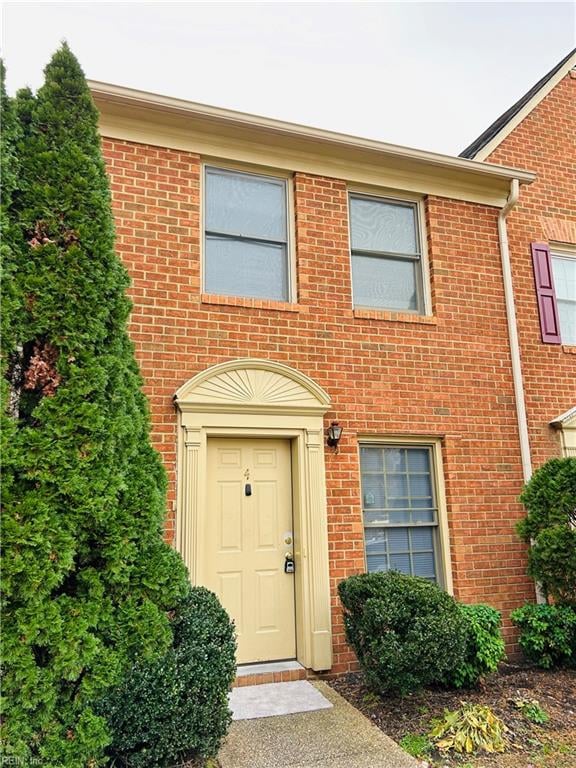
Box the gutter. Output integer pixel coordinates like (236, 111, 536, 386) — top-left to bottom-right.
(498, 181, 546, 604)
(498, 179, 532, 483)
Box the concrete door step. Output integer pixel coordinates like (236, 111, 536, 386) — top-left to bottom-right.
(229, 680, 333, 720)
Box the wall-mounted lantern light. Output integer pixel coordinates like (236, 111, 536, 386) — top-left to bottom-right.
(326, 421, 343, 452)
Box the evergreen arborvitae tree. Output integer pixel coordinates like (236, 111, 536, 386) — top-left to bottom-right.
(0, 61, 22, 361)
(1, 60, 19, 488)
(1, 45, 190, 765)
(517, 457, 576, 606)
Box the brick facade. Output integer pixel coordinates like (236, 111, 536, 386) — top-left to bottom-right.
(101, 132, 543, 672)
(483, 70, 576, 467)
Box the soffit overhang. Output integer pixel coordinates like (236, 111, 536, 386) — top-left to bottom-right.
(89, 80, 536, 208)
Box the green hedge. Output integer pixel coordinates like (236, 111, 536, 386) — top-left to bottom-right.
(338, 571, 467, 695)
(511, 604, 576, 669)
(444, 604, 506, 688)
(99, 587, 237, 767)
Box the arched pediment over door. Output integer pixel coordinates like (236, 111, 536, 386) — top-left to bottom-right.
(174, 358, 331, 415)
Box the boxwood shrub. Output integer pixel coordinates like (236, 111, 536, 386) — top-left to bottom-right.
(444, 604, 506, 688)
(511, 603, 576, 669)
(338, 571, 467, 695)
(99, 586, 236, 767)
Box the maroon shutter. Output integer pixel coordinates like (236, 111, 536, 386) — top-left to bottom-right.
(531, 242, 561, 344)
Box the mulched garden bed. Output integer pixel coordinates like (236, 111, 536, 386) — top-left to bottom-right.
(329, 664, 576, 767)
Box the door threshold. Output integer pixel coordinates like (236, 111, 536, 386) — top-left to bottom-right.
(234, 660, 307, 687)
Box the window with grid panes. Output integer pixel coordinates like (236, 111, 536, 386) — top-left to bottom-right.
(360, 445, 441, 582)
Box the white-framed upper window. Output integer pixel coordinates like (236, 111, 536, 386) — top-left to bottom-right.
(359, 440, 450, 587)
(551, 247, 576, 346)
(204, 165, 291, 301)
(349, 193, 426, 313)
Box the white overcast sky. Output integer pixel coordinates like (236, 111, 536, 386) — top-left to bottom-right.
(2, 1, 575, 155)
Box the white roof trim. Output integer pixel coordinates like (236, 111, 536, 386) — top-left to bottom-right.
(550, 406, 576, 428)
(474, 51, 576, 162)
(88, 80, 535, 186)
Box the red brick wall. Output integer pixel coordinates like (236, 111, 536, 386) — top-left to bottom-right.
(485, 70, 576, 467)
(102, 138, 536, 672)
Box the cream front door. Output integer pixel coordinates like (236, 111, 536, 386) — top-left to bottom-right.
(204, 438, 296, 664)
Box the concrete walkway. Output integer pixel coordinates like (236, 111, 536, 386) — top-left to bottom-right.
(218, 681, 419, 768)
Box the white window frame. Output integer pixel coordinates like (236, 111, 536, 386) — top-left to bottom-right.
(201, 161, 296, 302)
(347, 188, 431, 315)
(357, 436, 453, 592)
(551, 243, 576, 346)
